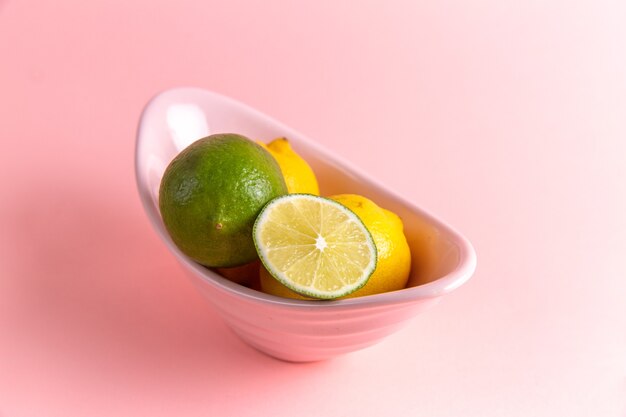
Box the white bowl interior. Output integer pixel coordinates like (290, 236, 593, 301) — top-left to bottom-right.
(136, 88, 475, 301)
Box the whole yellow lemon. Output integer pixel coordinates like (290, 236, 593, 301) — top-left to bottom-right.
(258, 138, 319, 195)
(260, 194, 412, 299)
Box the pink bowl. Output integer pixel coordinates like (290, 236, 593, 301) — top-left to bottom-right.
(135, 87, 477, 362)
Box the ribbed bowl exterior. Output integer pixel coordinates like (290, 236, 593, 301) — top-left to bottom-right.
(185, 267, 441, 362)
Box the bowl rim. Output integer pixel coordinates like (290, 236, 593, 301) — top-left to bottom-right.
(135, 87, 477, 311)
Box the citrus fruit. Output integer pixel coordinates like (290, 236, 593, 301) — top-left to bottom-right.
(258, 138, 319, 195)
(215, 260, 260, 287)
(253, 194, 377, 299)
(159, 133, 288, 267)
(260, 194, 412, 299)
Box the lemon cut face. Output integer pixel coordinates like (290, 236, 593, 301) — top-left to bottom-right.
(253, 194, 377, 299)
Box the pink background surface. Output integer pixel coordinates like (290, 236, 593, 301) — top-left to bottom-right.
(1, 1, 625, 416)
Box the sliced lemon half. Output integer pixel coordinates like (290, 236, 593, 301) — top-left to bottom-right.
(253, 194, 377, 299)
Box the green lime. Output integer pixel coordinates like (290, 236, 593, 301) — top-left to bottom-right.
(159, 133, 288, 267)
(253, 194, 377, 299)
